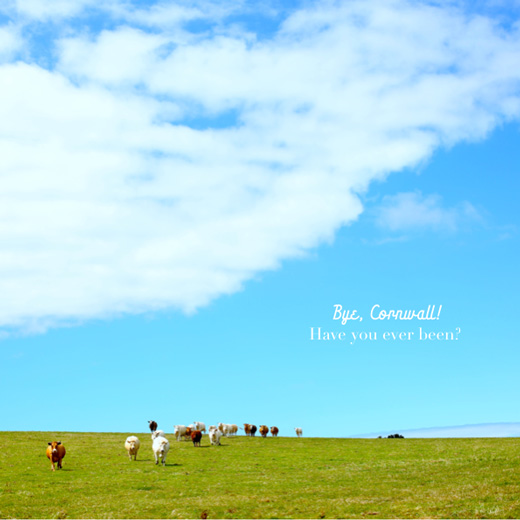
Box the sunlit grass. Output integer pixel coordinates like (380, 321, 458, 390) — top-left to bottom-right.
(0, 432, 519, 518)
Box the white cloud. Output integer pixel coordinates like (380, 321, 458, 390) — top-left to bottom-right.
(0, 24, 22, 61)
(10, 0, 96, 20)
(0, 0, 519, 332)
(375, 192, 482, 232)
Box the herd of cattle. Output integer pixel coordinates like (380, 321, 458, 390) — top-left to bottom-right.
(46, 421, 304, 469)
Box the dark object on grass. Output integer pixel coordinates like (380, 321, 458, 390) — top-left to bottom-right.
(191, 430, 202, 447)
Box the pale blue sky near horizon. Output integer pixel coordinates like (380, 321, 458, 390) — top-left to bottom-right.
(0, 0, 519, 438)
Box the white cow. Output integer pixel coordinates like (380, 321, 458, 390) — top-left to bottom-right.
(174, 425, 188, 441)
(295, 427, 303, 438)
(124, 436, 140, 461)
(151, 430, 166, 440)
(209, 428, 222, 446)
(193, 421, 206, 433)
(153, 436, 170, 466)
(218, 423, 233, 436)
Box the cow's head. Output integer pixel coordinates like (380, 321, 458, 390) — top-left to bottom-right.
(48, 441, 61, 454)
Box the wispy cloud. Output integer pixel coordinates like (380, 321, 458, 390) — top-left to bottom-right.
(354, 422, 520, 438)
(0, 0, 520, 332)
(375, 191, 483, 233)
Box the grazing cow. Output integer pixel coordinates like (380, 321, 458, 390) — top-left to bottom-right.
(295, 427, 303, 438)
(243, 423, 252, 436)
(174, 425, 188, 441)
(259, 425, 269, 437)
(193, 421, 206, 433)
(270, 426, 279, 437)
(250, 424, 257, 436)
(209, 428, 222, 446)
(46, 441, 66, 471)
(148, 420, 158, 433)
(153, 435, 170, 466)
(151, 430, 166, 440)
(191, 430, 202, 447)
(125, 436, 141, 461)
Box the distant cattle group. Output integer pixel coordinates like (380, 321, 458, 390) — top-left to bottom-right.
(45, 420, 303, 470)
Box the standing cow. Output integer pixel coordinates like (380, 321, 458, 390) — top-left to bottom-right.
(153, 435, 170, 466)
(259, 425, 269, 437)
(209, 427, 222, 446)
(270, 426, 279, 437)
(46, 441, 66, 471)
(174, 425, 188, 441)
(193, 421, 206, 433)
(250, 425, 257, 436)
(295, 427, 303, 438)
(148, 420, 158, 433)
(125, 436, 141, 461)
(191, 430, 202, 447)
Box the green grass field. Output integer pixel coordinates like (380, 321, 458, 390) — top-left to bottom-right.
(0, 431, 519, 519)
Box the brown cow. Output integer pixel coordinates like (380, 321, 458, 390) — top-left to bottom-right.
(243, 423, 252, 436)
(259, 425, 269, 437)
(250, 424, 257, 436)
(270, 426, 279, 437)
(46, 441, 66, 471)
(191, 430, 202, 447)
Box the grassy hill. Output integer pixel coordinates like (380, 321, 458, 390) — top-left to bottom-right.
(0, 431, 519, 519)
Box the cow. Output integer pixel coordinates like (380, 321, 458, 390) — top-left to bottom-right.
(125, 436, 140, 461)
(151, 430, 166, 440)
(148, 420, 158, 433)
(218, 423, 233, 436)
(243, 423, 252, 436)
(191, 430, 202, 447)
(46, 441, 66, 471)
(270, 426, 279, 437)
(153, 435, 170, 466)
(295, 427, 303, 438)
(259, 425, 269, 437)
(209, 427, 222, 446)
(250, 424, 257, 436)
(174, 425, 188, 441)
(230, 424, 238, 435)
(193, 421, 206, 433)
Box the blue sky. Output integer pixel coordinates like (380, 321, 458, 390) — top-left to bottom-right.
(0, 0, 519, 437)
